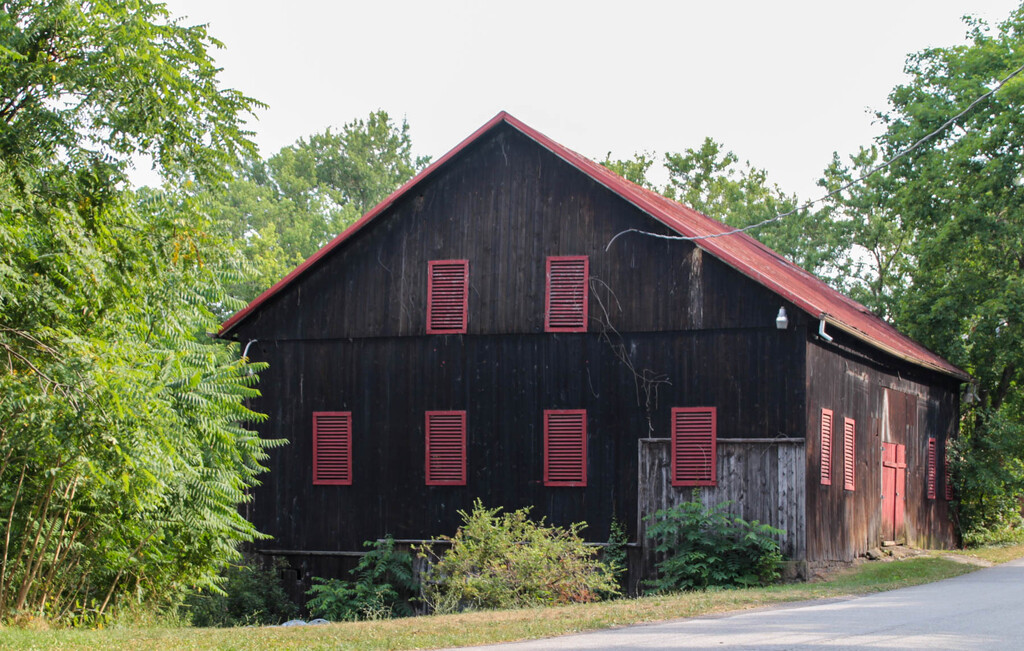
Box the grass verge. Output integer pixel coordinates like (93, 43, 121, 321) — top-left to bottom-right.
(3, 545, 1023, 651)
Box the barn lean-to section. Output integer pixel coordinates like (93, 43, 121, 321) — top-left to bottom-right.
(804, 336, 959, 562)
(218, 112, 966, 594)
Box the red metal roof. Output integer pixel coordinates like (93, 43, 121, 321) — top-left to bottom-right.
(218, 112, 968, 381)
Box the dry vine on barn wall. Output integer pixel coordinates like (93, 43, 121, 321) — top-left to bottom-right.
(589, 277, 671, 436)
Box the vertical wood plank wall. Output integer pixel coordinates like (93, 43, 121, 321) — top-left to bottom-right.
(638, 438, 806, 574)
(803, 337, 959, 562)
(231, 121, 959, 580)
(234, 124, 809, 561)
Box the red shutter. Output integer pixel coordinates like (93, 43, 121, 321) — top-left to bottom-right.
(843, 417, 856, 491)
(927, 437, 937, 500)
(427, 260, 468, 334)
(671, 407, 717, 487)
(313, 411, 352, 485)
(545, 256, 589, 332)
(820, 408, 833, 486)
(944, 449, 954, 500)
(426, 411, 466, 486)
(544, 410, 587, 486)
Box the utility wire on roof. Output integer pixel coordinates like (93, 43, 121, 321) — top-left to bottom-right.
(606, 61, 1024, 251)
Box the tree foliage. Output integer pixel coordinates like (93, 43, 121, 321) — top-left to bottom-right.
(662, 138, 843, 282)
(0, 0, 279, 623)
(601, 141, 841, 282)
(600, 151, 658, 189)
(306, 537, 417, 622)
(0, 0, 257, 183)
(837, 7, 1024, 536)
(815, 147, 912, 319)
(209, 111, 430, 301)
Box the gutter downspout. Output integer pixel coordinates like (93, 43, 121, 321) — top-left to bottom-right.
(242, 339, 258, 360)
(818, 319, 834, 342)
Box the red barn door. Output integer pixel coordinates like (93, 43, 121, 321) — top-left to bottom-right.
(881, 442, 907, 543)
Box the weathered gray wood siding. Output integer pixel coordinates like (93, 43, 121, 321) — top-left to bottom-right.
(804, 333, 959, 562)
(638, 437, 806, 577)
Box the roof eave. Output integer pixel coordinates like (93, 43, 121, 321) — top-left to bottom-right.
(822, 317, 970, 382)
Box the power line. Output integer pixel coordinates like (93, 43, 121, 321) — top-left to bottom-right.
(606, 61, 1024, 250)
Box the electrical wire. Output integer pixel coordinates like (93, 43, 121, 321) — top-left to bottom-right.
(606, 61, 1024, 250)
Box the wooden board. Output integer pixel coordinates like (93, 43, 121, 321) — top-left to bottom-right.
(638, 437, 806, 581)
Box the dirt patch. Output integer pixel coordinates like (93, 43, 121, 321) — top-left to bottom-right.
(887, 545, 928, 561)
(797, 545, 991, 583)
(870, 545, 993, 567)
(862, 545, 927, 562)
(939, 554, 993, 567)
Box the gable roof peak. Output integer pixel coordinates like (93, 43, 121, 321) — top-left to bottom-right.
(217, 112, 967, 382)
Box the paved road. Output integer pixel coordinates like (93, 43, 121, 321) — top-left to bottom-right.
(470, 557, 1024, 650)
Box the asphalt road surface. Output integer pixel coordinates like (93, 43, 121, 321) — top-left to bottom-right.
(469, 557, 1024, 650)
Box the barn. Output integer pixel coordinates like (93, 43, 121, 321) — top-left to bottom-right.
(216, 112, 967, 588)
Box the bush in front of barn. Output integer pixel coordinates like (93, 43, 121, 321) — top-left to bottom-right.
(183, 557, 299, 627)
(305, 537, 418, 621)
(644, 496, 784, 592)
(419, 500, 619, 613)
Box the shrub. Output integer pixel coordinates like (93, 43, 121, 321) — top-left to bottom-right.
(419, 500, 619, 613)
(961, 517, 1024, 547)
(184, 558, 299, 627)
(601, 518, 630, 595)
(949, 410, 1024, 545)
(644, 496, 784, 592)
(306, 537, 417, 621)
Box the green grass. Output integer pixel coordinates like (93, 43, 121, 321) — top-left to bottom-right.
(944, 542, 1024, 565)
(3, 546, 1022, 651)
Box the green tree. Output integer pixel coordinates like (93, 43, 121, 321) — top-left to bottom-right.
(600, 151, 658, 189)
(663, 138, 842, 282)
(644, 497, 783, 592)
(840, 6, 1024, 537)
(0, 0, 257, 183)
(306, 537, 417, 622)
(0, 0, 278, 622)
(815, 147, 911, 319)
(210, 111, 430, 301)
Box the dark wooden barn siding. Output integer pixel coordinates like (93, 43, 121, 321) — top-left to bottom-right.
(235, 123, 791, 341)
(902, 387, 959, 549)
(243, 327, 805, 553)
(804, 335, 958, 562)
(232, 122, 822, 566)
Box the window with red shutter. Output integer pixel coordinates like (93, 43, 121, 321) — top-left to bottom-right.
(545, 256, 589, 332)
(927, 437, 937, 500)
(820, 408, 833, 486)
(544, 410, 587, 486)
(671, 407, 717, 487)
(426, 411, 466, 486)
(313, 411, 352, 485)
(843, 417, 856, 491)
(427, 260, 468, 334)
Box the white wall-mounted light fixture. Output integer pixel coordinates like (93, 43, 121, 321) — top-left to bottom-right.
(775, 307, 789, 330)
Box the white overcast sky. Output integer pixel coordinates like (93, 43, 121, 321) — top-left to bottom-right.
(156, 0, 1021, 200)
